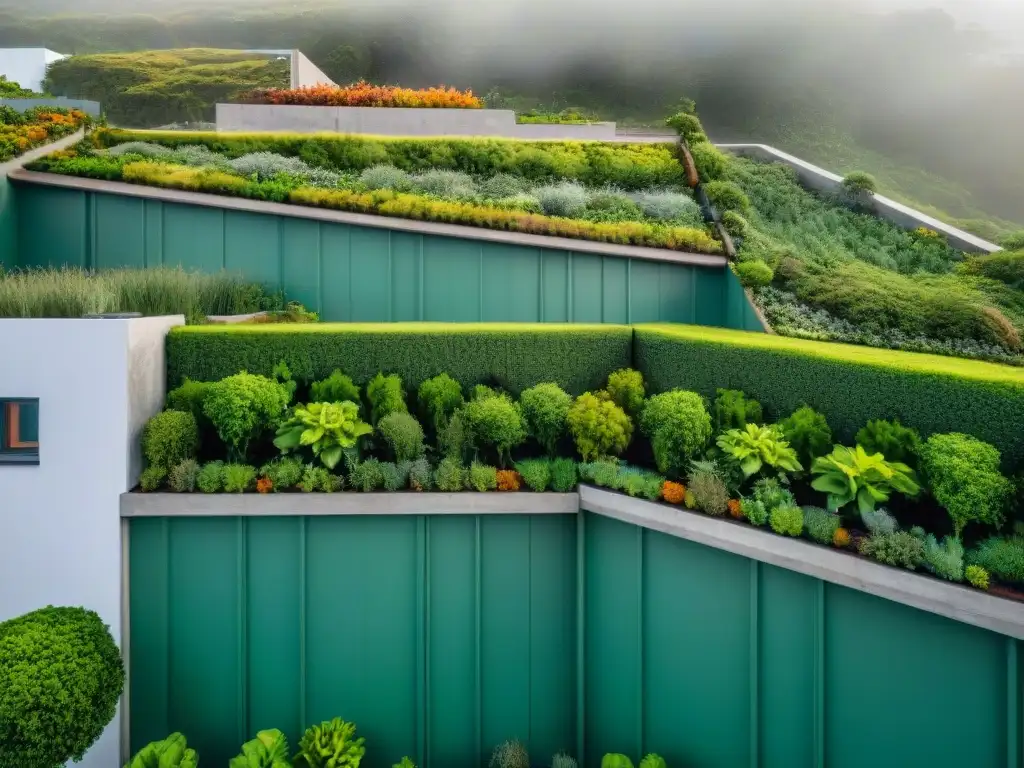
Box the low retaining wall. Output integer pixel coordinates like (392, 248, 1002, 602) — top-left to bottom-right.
(215, 103, 618, 139)
(719, 143, 1000, 254)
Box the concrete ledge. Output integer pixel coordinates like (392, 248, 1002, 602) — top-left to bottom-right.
(579, 485, 1024, 641)
(718, 143, 1000, 254)
(120, 491, 579, 517)
(10, 170, 727, 268)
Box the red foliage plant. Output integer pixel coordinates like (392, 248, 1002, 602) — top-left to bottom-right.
(496, 470, 522, 491)
(238, 80, 483, 109)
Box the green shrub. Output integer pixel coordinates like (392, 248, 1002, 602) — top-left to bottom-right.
(999, 231, 1024, 250)
(515, 459, 552, 491)
(712, 389, 762, 433)
(922, 534, 964, 582)
(350, 457, 387, 492)
(778, 405, 832, 467)
(166, 378, 215, 425)
(0, 606, 123, 768)
(614, 466, 664, 500)
(841, 171, 878, 195)
(142, 410, 198, 470)
(665, 112, 707, 144)
(203, 372, 290, 462)
(408, 457, 434, 491)
(197, 461, 225, 492)
(490, 739, 530, 768)
(965, 564, 990, 590)
(638, 755, 666, 768)
(520, 382, 572, 456)
(168, 459, 200, 492)
(380, 461, 408, 492)
(310, 369, 361, 405)
(550, 457, 578, 492)
(367, 373, 408, 425)
(127, 733, 199, 768)
(861, 506, 898, 536)
(230, 729, 289, 768)
(859, 531, 925, 570)
(472, 384, 499, 401)
(967, 536, 1024, 583)
(855, 418, 922, 468)
(535, 181, 590, 218)
(168, 324, 632, 398)
(741, 497, 769, 526)
(296, 718, 365, 768)
(748, 477, 796, 526)
(690, 142, 728, 181)
(439, 410, 471, 462)
(223, 463, 256, 493)
(275, 401, 371, 469)
(633, 324, 1024, 468)
(435, 457, 468, 491)
(418, 373, 465, 433)
(606, 368, 646, 414)
(921, 433, 1011, 535)
(721, 211, 749, 238)
(300, 465, 344, 493)
(568, 392, 633, 462)
(960, 250, 1024, 288)
(640, 390, 711, 476)
(803, 506, 840, 545)
(703, 180, 750, 213)
(601, 754, 635, 768)
(469, 461, 498, 492)
(735, 259, 774, 289)
(689, 469, 730, 515)
(464, 393, 526, 466)
(552, 753, 578, 768)
(378, 412, 426, 462)
(770, 504, 804, 537)
(716, 424, 801, 479)
(260, 456, 304, 490)
(140, 466, 167, 492)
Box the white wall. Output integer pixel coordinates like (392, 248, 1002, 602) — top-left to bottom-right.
(290, 49, 336, 88)
(0, 48, 66, 92)
(0, 315, 182, 768)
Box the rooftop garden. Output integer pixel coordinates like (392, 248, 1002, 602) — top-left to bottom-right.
(0, 105, 89, 163)
(25, 129, 722, 254)
(238, 80, 483, 108)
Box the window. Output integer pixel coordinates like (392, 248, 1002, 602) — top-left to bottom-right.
(0, 399, 39, 465)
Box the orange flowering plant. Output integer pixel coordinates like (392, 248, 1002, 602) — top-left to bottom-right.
(0, 106, 89, 162)
(239, 80, 483, 109)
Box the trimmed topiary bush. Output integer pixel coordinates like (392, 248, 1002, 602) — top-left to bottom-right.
(142, 410, 198, 471)
(378, 411, 426, 462)
(464, 393, 526, 466)
(735, 259, 774, 289)
(203, 372, 290, 462)
(367, 373, 408, 426)
(841, 171, 878, 196)
(568, 392, 633, 462)
(640, 390, 712, 477)
(606, 368, 646, 415)
(0, 606, 124, 768)
(418, 373, 465, 434)
(921, 433, 1012, 536)
(310, 369, 361, 405)
(516, 458, 552, 492)
(550, 457, 578, 492)
(520, 383, 572, 456)
(703, 180, 750, 213)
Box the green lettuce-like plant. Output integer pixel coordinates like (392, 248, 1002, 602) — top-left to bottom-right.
(393, 759, 416, 768)
(638, 754, 667, 768)
(274, 401, 371, 470)
(125, 733, 198, 768)
(295, 718, 365, 768)
(230, 729, 290, 768)
(810, 445, 919, 515)
(716, 423, 802, 479)
(601, 755, 635, 768)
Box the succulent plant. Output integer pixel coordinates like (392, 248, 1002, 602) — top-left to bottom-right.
(295, 718, 365, 768)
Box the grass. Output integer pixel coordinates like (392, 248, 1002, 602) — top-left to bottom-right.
(0, 267, 281, 323)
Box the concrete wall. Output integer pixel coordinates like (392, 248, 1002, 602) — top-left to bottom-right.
(216, 103, 619, 139)
(0, 97, 101, 116)
(719, 143, 1001, 254)
(0, 48, 66, 92)
(0, 315, 182, 768)
(290, 49, 335, 89)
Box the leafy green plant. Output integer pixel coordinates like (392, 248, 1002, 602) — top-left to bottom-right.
(601, 754, 635, 768)
(921, 433, 1011, 536)
(721, 211, 749, 238)
(752, 476, 796, 512)
(770, 504, 804, 536)
(490, 740, 529, 768)
(922, 534, 964, 582)
(860, 506, 898, 536)
(300, 466, 344, 493)
(712, 389, 762, 433)
(367, 373, 408, 426)
(803, 506, 841, 545)
(810, 445, 919, 515)
(778, 405, 832, 467)
(716, 423, 802, 479)
(230, 729, 290, 768)
(640, 390, 711, 476)
(381, 461, 409, 491)
(142, 410, 198, 471)
(638, 754, 667, 768)
(223, 464, 257, 493)
(261, 456, 304, 491)
(0, 606, 123, 768)
(418, 373, 464, 433)
(311, 370, 361, 405)
(275, 401, 372, 470)
(166, 378, 215, 426)
(408, 457, 434, 491)
(965, 564, 990, 590)
(435, 457, 468, 491)
(859, 531, 925, 570)
(516, 459, 552, 492)
(294, 718, 365, 768)
(841, 171, 878, 196)
(348, 457, 385, 492)
(735, 259, 774, 289)
(703, 180, 750, 213)
(741, 497, 769, 526)
(464, 393, 527, 466)
(855, 419, 922, 468)
(520, 383, 572, 456)
(125, 733, 198, 768)
(688, 470, 730, 516)
(438, 409, 471, 462)
(469, 461, 498, 492)
(392, 759, 416, 768)
(378, 412, 426, 462)
(197, 461, 225, 493)
(204, 372, 290, 462)
(168, 458, 200, 493)
(550, 458, 578, 492)
(568, 392, 633, 462)
(140, 466, 167, 492)
(968, 536, 1024, 583)
(606, 368, 646, 414)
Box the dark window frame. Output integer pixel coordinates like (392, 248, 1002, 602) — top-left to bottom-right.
(0, 399, 39, 465)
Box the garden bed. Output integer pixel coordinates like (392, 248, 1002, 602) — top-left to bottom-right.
(0, 104, 89, 162)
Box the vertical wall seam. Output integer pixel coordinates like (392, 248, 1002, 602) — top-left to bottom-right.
(1008, 638, 1020, 768)
(388, 229, 394, 320)
(298, 518, 307, 734)
(478, 243, 484, 321)
(538, 250, 545, 322)
(689, 265, 697, 324)
(567, 251, 574, 321)
(163, 517, 171, 733)
(749, 561, 759, 768)
(636, 525, 644, 760)
(475, 516, 483, 765)
(220, 209, 226, 270)
(276, 218, 283, 292)
(418, 236, 425, 321)
(425, 517, 432, 768)
(237, 517, 248, 744)
(415, 517, 426, 768)
(626, 259, 632, 324)
(814, 580, 825, 768)
(119, 518, 132, 764)
(575, 511, 585, 765)
(528, 516, 534, 748)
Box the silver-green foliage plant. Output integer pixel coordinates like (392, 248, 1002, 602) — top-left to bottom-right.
(490, 740, 529, 768)
(295, 718, 365, 768)
(275, 401, 372, 470)
(860, 506, 898, 536)
(228, 152, 311, 181)
(688, 469, 729, 515)
(810, 445, 919, 515)
(552, 753, 577, 768)
(536, 181, 590, 217)
(859, 531, 925, 570)
(803, 506, 840, 545)
(716, 423, 802, 479)
(360, 164, 413, 191)
(922, 534, 965, 582)
(378, 412, 426, 462)
(408, 457, 434, 491)
(125, 733, 198, 768)
(168, 458, 200, 493)
(632, 190, 702, 224)
(520, 382, 572, 456)
(230, 728, 291, 768)
(414, 169, 476, 198)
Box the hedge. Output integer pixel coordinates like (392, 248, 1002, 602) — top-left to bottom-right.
(633, 324, 1024, 468)
(167, 323, 633, 395)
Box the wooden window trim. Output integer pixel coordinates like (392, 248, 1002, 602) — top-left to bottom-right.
(6, 402, 39, 449)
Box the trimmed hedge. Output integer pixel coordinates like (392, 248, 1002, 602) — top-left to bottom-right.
(633, 324, 1024, 468)
(168, 323, 632, 395)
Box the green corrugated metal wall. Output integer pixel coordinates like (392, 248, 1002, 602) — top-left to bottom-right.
(129, 511, 1022, 768)
(13, 184, 744, 326)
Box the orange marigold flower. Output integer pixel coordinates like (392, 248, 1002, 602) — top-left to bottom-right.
(496, 470, 521, 491)
(242, 80, 483, 109)
(661, 481, 686, 504)
(256, 476, 273, 494)
(727, 499, 743, 519)
(833, 527, 851, 548)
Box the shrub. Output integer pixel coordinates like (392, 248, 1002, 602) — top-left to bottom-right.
(478, 173, 527, 198)
(467, 461, 497, 492)
(535, 181, 590, 217)
(197, 461, 225, 493)
(585, 191, 644, 222)
(665, 112, 707, 143)
(359, 164, 413, 191)
(413, 169, 476, 198)
(140, 466, 167, 492)
(778, 405, 832, 466)
(228, 152, 309, 180)
(662, 480, 686, 504)
(688, 470, 730, 516)
(614, 466, 664, 500)
(497, 469, 522, 491)
(261, 456, 304, 490)
(407, 457, 433, 491)
(367, 373, 408, 426)
(142, 410, 198, 471)
(380, 461, 408, 491)
(751, 476, 796, 513)
(721, 211, 749, 239)
(735, 259, 774, 289)
(841, 171, 878, 196)
(204, 372, 290, 462)
(464, 393, 526, 466)
(861, 506, 898, 536)
(230, 729, 289, 768)
(166, 378, 215, 425)
(435, 457, 468, 491)
(965, 565, 990, 590)
(640, 390, 711, 476)
(717, 423, 801, 479)
(811, 445, 919, 515)
(550, 457, 578, 492)
(999, 231, 1024, 251)
(632, 191, 702, 224)
(516, 459, 551, 492)
(855, 418, 921, 468)
(439, 409, 471, 462)
(350, 457, 387, 492)
(960, 250, 1024, 289)
(833, 527, 851, 548)
(128, 733, 198, 768)
(296, 718, 365, 768)
(490, 740, 529, 768)
(275, 401, 372, 469)
(418, 373, 465, 433)
(922, 534, 964, 582)
(223, 463, 257, 493)
(712, 389, 762, 433)
(256, 476, 274, 494)
(921, 433, 1011, 536)
(0, 606, 124, 768)
(690, 142, 728, 182)
(703, 180, 750, 213)
(601, 755, 635, 768)
(770, 504, 804, 537)
(378, 412, 426, 462)
(803, 506, 841, 545)
(520, 383, 572, 456)
(168, 459, 200, 492)
(606, 368, 646, 415)
(968, 536, 1024, 583)
(552, 753, 578, 768)
(310, 369, 361, 405)
(568, 392, 633, 462)
(859, 531, 925, 570)
(300, 465, 344, 493)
